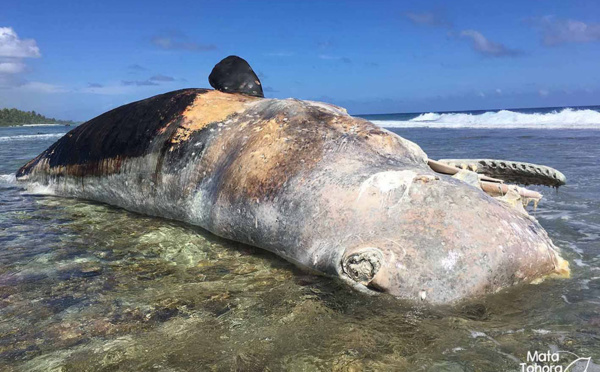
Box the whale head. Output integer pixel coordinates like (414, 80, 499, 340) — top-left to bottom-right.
(331, 164, 569, 304)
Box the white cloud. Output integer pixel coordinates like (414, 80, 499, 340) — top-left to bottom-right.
(0, 28, 64, 96)
(149, 74, 175, 82)
(81, 85, 131, 95)
(460, 30, 520, 57)
(0, 60, 25, 74)
(539, 89, 549, 97)
(0, 27, 40, 58)
(532, 16, 600, 46)
(0, 73, 24, 88)
(406, 12, 436, 25)
(17, 81, 67, 93)
(318, 54, 352, 63)
(79, 81, 161, 95)
(405, 11, 451, 28)
(318, 54, 336, 60)
(0, 27, 44, 89)
(150, 33, 216, 52)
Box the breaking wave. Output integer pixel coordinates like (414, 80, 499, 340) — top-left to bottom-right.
(373, 108, 600, 129)
(0, 174, 53, 194)
(20, 124, 64, 127)
(0, 133, 64, 142)
(0, 174, 16, 184)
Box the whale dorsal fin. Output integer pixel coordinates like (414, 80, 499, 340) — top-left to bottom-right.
(208, 55, 264, 98)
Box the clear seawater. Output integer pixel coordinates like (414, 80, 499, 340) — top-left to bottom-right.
(1, 112, 600, 371)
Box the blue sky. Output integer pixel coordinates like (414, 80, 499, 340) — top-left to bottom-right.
(1, 0, 600, 120)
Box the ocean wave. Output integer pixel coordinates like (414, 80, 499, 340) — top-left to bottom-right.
(21, 124, 64, 127)
(373, 108, 600, 129)
(23, 182, 56, 195)
(0, 133, 64, 142)
(0, 174, 51, 193)
(0, 174, 16, 184)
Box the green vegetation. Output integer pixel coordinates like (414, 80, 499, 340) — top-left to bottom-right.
(0, 108, 76, 127)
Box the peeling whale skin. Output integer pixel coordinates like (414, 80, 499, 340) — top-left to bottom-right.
(17, 89, 569, 304)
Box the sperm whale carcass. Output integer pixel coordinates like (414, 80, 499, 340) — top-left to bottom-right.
(16, 56, 569, 304)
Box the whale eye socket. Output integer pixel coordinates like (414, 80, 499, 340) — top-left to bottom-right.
(342, 248, 383, 285)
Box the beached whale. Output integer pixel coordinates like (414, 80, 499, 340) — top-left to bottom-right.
(16, 56, 569, 304)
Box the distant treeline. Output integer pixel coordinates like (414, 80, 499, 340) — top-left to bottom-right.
(0, 108, 76, 127)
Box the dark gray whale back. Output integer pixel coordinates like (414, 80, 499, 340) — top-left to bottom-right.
(17, 89, 204, 178)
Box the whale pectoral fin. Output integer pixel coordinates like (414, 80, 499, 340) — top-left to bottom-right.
(433, 158, 566, 188)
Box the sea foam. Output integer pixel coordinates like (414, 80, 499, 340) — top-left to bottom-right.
(372, 108, 600, 129)
(0, 174, 16, 184)
(20, 124, 63, 127)
(0, 133, 65, 142)
(0, 173, 54, 194)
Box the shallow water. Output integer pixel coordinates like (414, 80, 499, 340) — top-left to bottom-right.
(1, 125, 599, 371)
